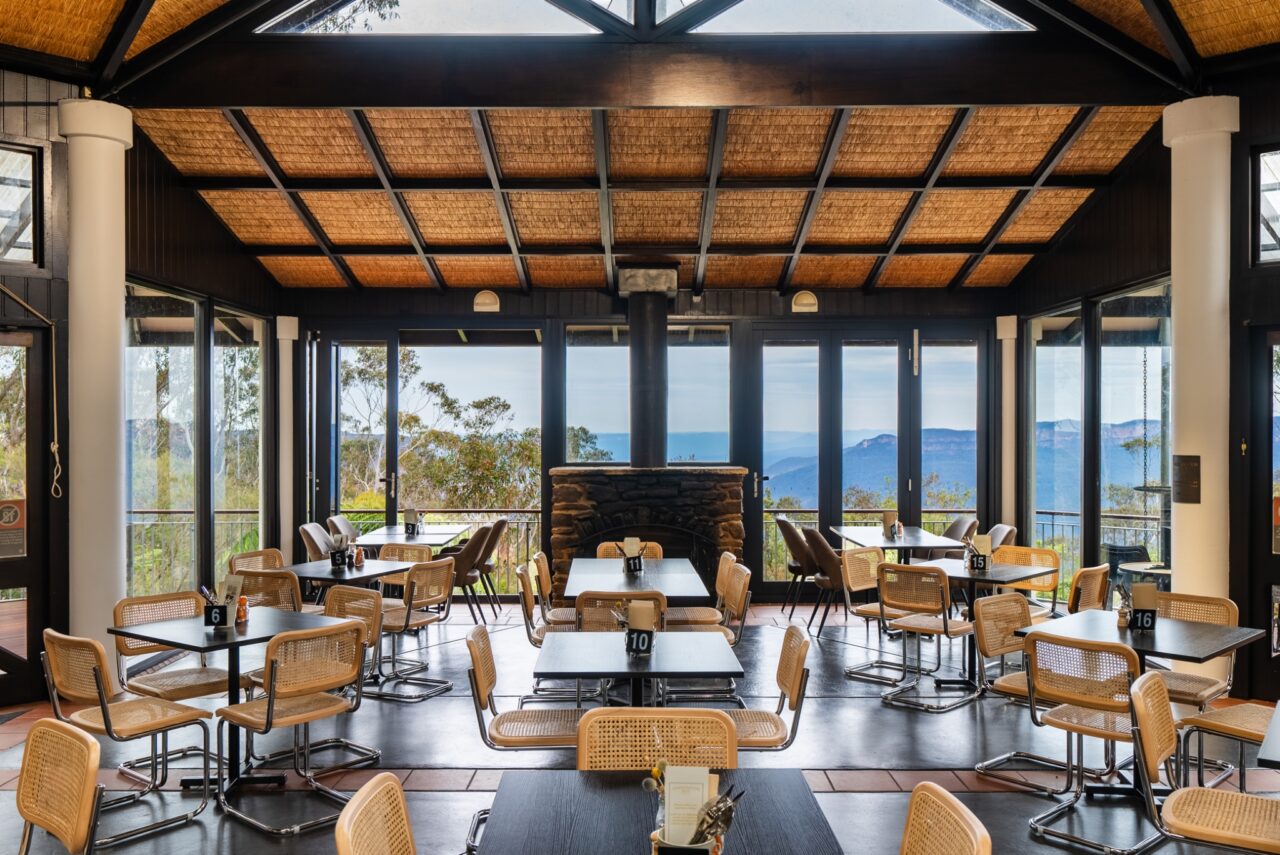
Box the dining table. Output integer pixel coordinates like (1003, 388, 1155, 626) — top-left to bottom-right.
(355, 523, 470, 550)
(830, 524, 964, 558)
(563, 557, 711, 606)
(283, 557, 414, 602)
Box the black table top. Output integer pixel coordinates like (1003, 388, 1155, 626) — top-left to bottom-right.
(925, 557, 1060, 586)
(564, 558, 710, 600)
(478, 769, 841, 855)
(355, 524, 469, 548)
(108, 606, 348, 653)
(533, 631, 744, 681)
(1015, 608, 1265, 664)
(831, 525, 964, 550)
(1259, 704, 1280, 769)
(285, 558, 412, 584)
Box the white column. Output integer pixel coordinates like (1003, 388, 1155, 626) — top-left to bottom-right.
(58, 99, 132, 651)
(1163, 97, 1238, 604)
(996, 315, 1018, 525)
(277, 317, 299, 564)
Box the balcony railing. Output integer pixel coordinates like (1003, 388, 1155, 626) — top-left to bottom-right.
(1033, 509, 1163, 575)
(127, 509, 262, 596)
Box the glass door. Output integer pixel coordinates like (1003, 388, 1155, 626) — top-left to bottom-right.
(841, 337, 909, 528)
(917, 338, 981, 533)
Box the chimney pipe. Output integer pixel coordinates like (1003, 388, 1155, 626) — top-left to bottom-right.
(628, 291, 667, 468)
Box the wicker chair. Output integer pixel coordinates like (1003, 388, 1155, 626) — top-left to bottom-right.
(725, 624, 810, 751)
(576, 590, 669, 631)
(1024, 632, 1157, 854)
(1068, 564, 1111, 612)
(41, 629, 211, 848)
(1129, 672, 1280, 854)
(877, 564, 975, 712)
(1178, 701, 1274, 792)
(474, 517, 507, 620)
(899, 781, 992, 855)
(232, 566, 324, 614)
(575, 707, 738, 771)
(215, 620, 374, 836)
(842, 546, 908, 636)
(667, 550, 737, 626)
(992, 545, 1060, 620)
(596, 540, 664, 559)
(464, 625, 584, 751)
(664, 562, 753, 706)
(375, 542, 435, 596)
(16, 718, 103, 855)
(230, 546, 285, 573)
(300, 522, 337, 561)
(336, 772, 416, 855)
(532, 550, 576, 625)
(515, 564, 576, 649)
(776, 516, 818, 618)
(803, 527, 848, 634)
(375, 557, 455, 701)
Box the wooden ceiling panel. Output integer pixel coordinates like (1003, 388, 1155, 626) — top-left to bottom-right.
(1068, 0, 1170, 53)
(703, 256, 786, 288)
(721, 109, 835, 178)
(877, 254, 969, 287)
(199, 190, 312, 245)
(1169, 0, 1280, 56)
(127, 0, 229, 60)
(486, 109, 596, 179)
(943, 107, 1079, 176)
(257, 256, 346, 288)
(711, 190, 806, 245)
(608, 109, 713, 180)
(344, 255, 432, 288)
(807, 191, 912, 245)
(404, 192, 507, 245)
(134, 109, 265, 177)
(0, 0, 123, 61)
(509, 191, 601, 245)
(299, 191, 409, 245)
(791, 255, 878, 289)
(245, 109, 375, 178)
(612, 191, 703, 244)
(833, 108, 957, 178)
(963, 254, 1032, 286)
(365, 109, 486, 178)
(1055, 106, 1163, 175)
(903, 189, 1016, 244)
(1000, 188, 1094, 243)
(433, 256, 522, 288)
(525, 256, 606, 288)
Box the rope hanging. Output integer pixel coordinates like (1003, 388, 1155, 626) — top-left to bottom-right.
(0, 283, 62, 499)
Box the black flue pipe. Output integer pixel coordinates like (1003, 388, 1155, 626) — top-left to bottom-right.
(628, 291, 667, 468)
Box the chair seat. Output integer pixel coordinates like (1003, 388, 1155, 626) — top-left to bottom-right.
(128, 666, 249, 701)
(380, 572, 407, 587)
(456, 569, 481, 586)
(1154, 670, 1229, 707)
(888, 614, 973, 638)
(1041, 704, 1132, 741)
(302, 604, 325, 615)
(218, 692, 353, 730)
(667, 624, 735, 643)
(70, 696, 211, 738)
(1162, 786, 1280, 853)
(545, 607, 577, 625)
(530, 623, 577, 644)
(382, 598, 444, 631)
(489, 707, 585, 747)
(990, 670, 1028, 698)
(852, 602, 911, 620)
(1026, 601, 1052, 620)
(1179, 703, 1273, 743)
(666, 606, 724, 625)
(726, 709, 788, 748)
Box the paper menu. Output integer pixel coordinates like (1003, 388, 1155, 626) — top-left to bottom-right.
(623, 537, 642, 558)
(223, 574, 243, 605)
(972, 534, 992, 556)
(882, 511, 898, 537)
(663, 766, 711, 845)
(628, 599, 657, 631)
(1131, 582, 1157, 611)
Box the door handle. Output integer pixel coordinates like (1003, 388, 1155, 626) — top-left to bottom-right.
(379, 472, 397, 500)
(753, 472, 770, 498)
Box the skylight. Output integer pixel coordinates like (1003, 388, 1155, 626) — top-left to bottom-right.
(267, 0, 599, 35)
(692, 0, 1031, 33)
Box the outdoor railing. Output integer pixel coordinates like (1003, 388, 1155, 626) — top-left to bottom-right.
(127, 509, 261, 597)
(1033, 509, 1163, 576)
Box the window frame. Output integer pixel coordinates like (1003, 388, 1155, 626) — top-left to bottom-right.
(0, 136, 52, 278)
(1253, 143, 1280, 268)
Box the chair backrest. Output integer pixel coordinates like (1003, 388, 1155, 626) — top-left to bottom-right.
(992, 545, 1059, 594)
(776, 624, 810, 711)
(1068, 564, 1110, 612)
(899, 781, 992, 855)
(262, 621, 366, 699)
(712, 550, 737, 601)
(533, 550, 559, 616)
(379, 543, 434, 563)
(972, 592, 1032, 659)
(1156, 592, 1237, 627)
(878, 563, 948, 616)
(515, 564, 539, 627)
(721, 563, 752, 621)
(300, 522, 337, 560)
(575, 590, 669, 631)
(230, 547, 285, 573)
(802, 527, 843, 587)
(776, 517, 817, 575)
(42, 628, 115, 704)
(576, 707, 738, 771)
(112, 591, 205, 657)
(478, 517, 509, 566)
(466, 625, 499, 710)
(336, 772, 416, 855)
(404, 558, 454, 611)
(327, 515, 360, 541)
(18, 718, 102, 855)
(842, 546, 884, 593)
(324, 585, 383, 644)
(941, 515, 978, 543)
(451, 525, 492, 574)
(1024, 631, 1139, 713)
(1103, 543, 1150, 573)
(1128, 671, 1180, 787)
(986, 524, 1017, 549)
(595, 540, 664, 559)
(235, 568, 306, 611)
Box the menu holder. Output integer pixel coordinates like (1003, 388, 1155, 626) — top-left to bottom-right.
(1131, 582, 1158, 632)
(623, 537, 645, 574)
(882, 511, 898, 539)
(968, 533, 992, 574)
(204, 603, 230, 628)
(404, 508, 419, 537)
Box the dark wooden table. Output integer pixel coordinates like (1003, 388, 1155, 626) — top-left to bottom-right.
(533, 631, 743, 706)
(831, 524, 964, 553)
(1259, 704, 1280, 769)
(108, 607, 347, 788)
(285, 558, 413, 599)
(355, 523, 469, 549)
(564, 557, 710, 604)
(477, 769, 842, 855)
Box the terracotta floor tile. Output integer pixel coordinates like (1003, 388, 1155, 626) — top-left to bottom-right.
(802, 770, 832, 792)
(889, 770, 965, 792)
(825, 770, 899, 792)
(335, 768, 410, 791)
(0, 770, 19, 790)
(0, 733, 25, 752)
(468, 769, 505, 790)
(404, 769, 475, 791)
(952, 769, 1031, 793)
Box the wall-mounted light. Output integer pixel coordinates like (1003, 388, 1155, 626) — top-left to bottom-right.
(791, 290, 818, 313)
(473, 290, 500, 313)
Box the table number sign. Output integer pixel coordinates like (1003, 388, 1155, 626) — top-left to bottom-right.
(204, 603, 230, 627)
(404, 508, 419, 536)
(882, 511, 898, 539)
(624, 537, 645, 573)
(626, 599, 656, 657)
(1131, 582, 1158, 632)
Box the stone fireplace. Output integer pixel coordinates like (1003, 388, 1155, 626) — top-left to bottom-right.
(549, 466, 747, 603)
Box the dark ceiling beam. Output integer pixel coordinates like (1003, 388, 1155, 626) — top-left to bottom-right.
(592, 109, 616, 293)
(650, 0, 743, 39)
(222, 108, 360, 289)
(948, 105, 1099, 289)
(1138, 0, 1201, 84)
(778, 108, 850, 295)
(240, 240, 1051, 257)
(470, 109, 531, 293)
(545, 0, 641, 39)
(92, 0, 158, 85)
(693, 109, 729, 298)
(347, 108, 445, 291)
(0, 44, 93, 85)
(635, 0, 656, 35)
(864, 108, 973, 290)
(113, 32, 1184, 107)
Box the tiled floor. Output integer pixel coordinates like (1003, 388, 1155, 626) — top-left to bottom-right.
(0, 603, 1274, 853)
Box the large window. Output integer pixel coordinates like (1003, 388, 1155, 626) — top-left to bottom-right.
(566, 326, 629, 462)
(1030, 308, 1083, 577)
(842, 342, 899, 524)
(212, 309, 265, 572)
(1257, 147, 1280, 265)
(336, 343, 390, 527)
(668, 325, 730, 463)
(0, 145, 35, 265)
(125, 286, 197, 595)
(761, 340, 819, 581)
(919, 341, 978, 533)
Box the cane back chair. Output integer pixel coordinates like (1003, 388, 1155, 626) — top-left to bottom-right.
(575, 707, 738, 771)
(16, 718, 103, 855)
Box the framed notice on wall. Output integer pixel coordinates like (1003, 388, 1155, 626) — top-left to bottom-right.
(1273, 586, 1280, 658)
(0, 499, 25, 559)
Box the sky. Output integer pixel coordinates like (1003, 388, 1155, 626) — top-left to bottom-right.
(1036, 345, 1168, 424)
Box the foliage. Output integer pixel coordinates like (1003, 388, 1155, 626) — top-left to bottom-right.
(310, 0, 401, 33)
(0, 346, 26, 501)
